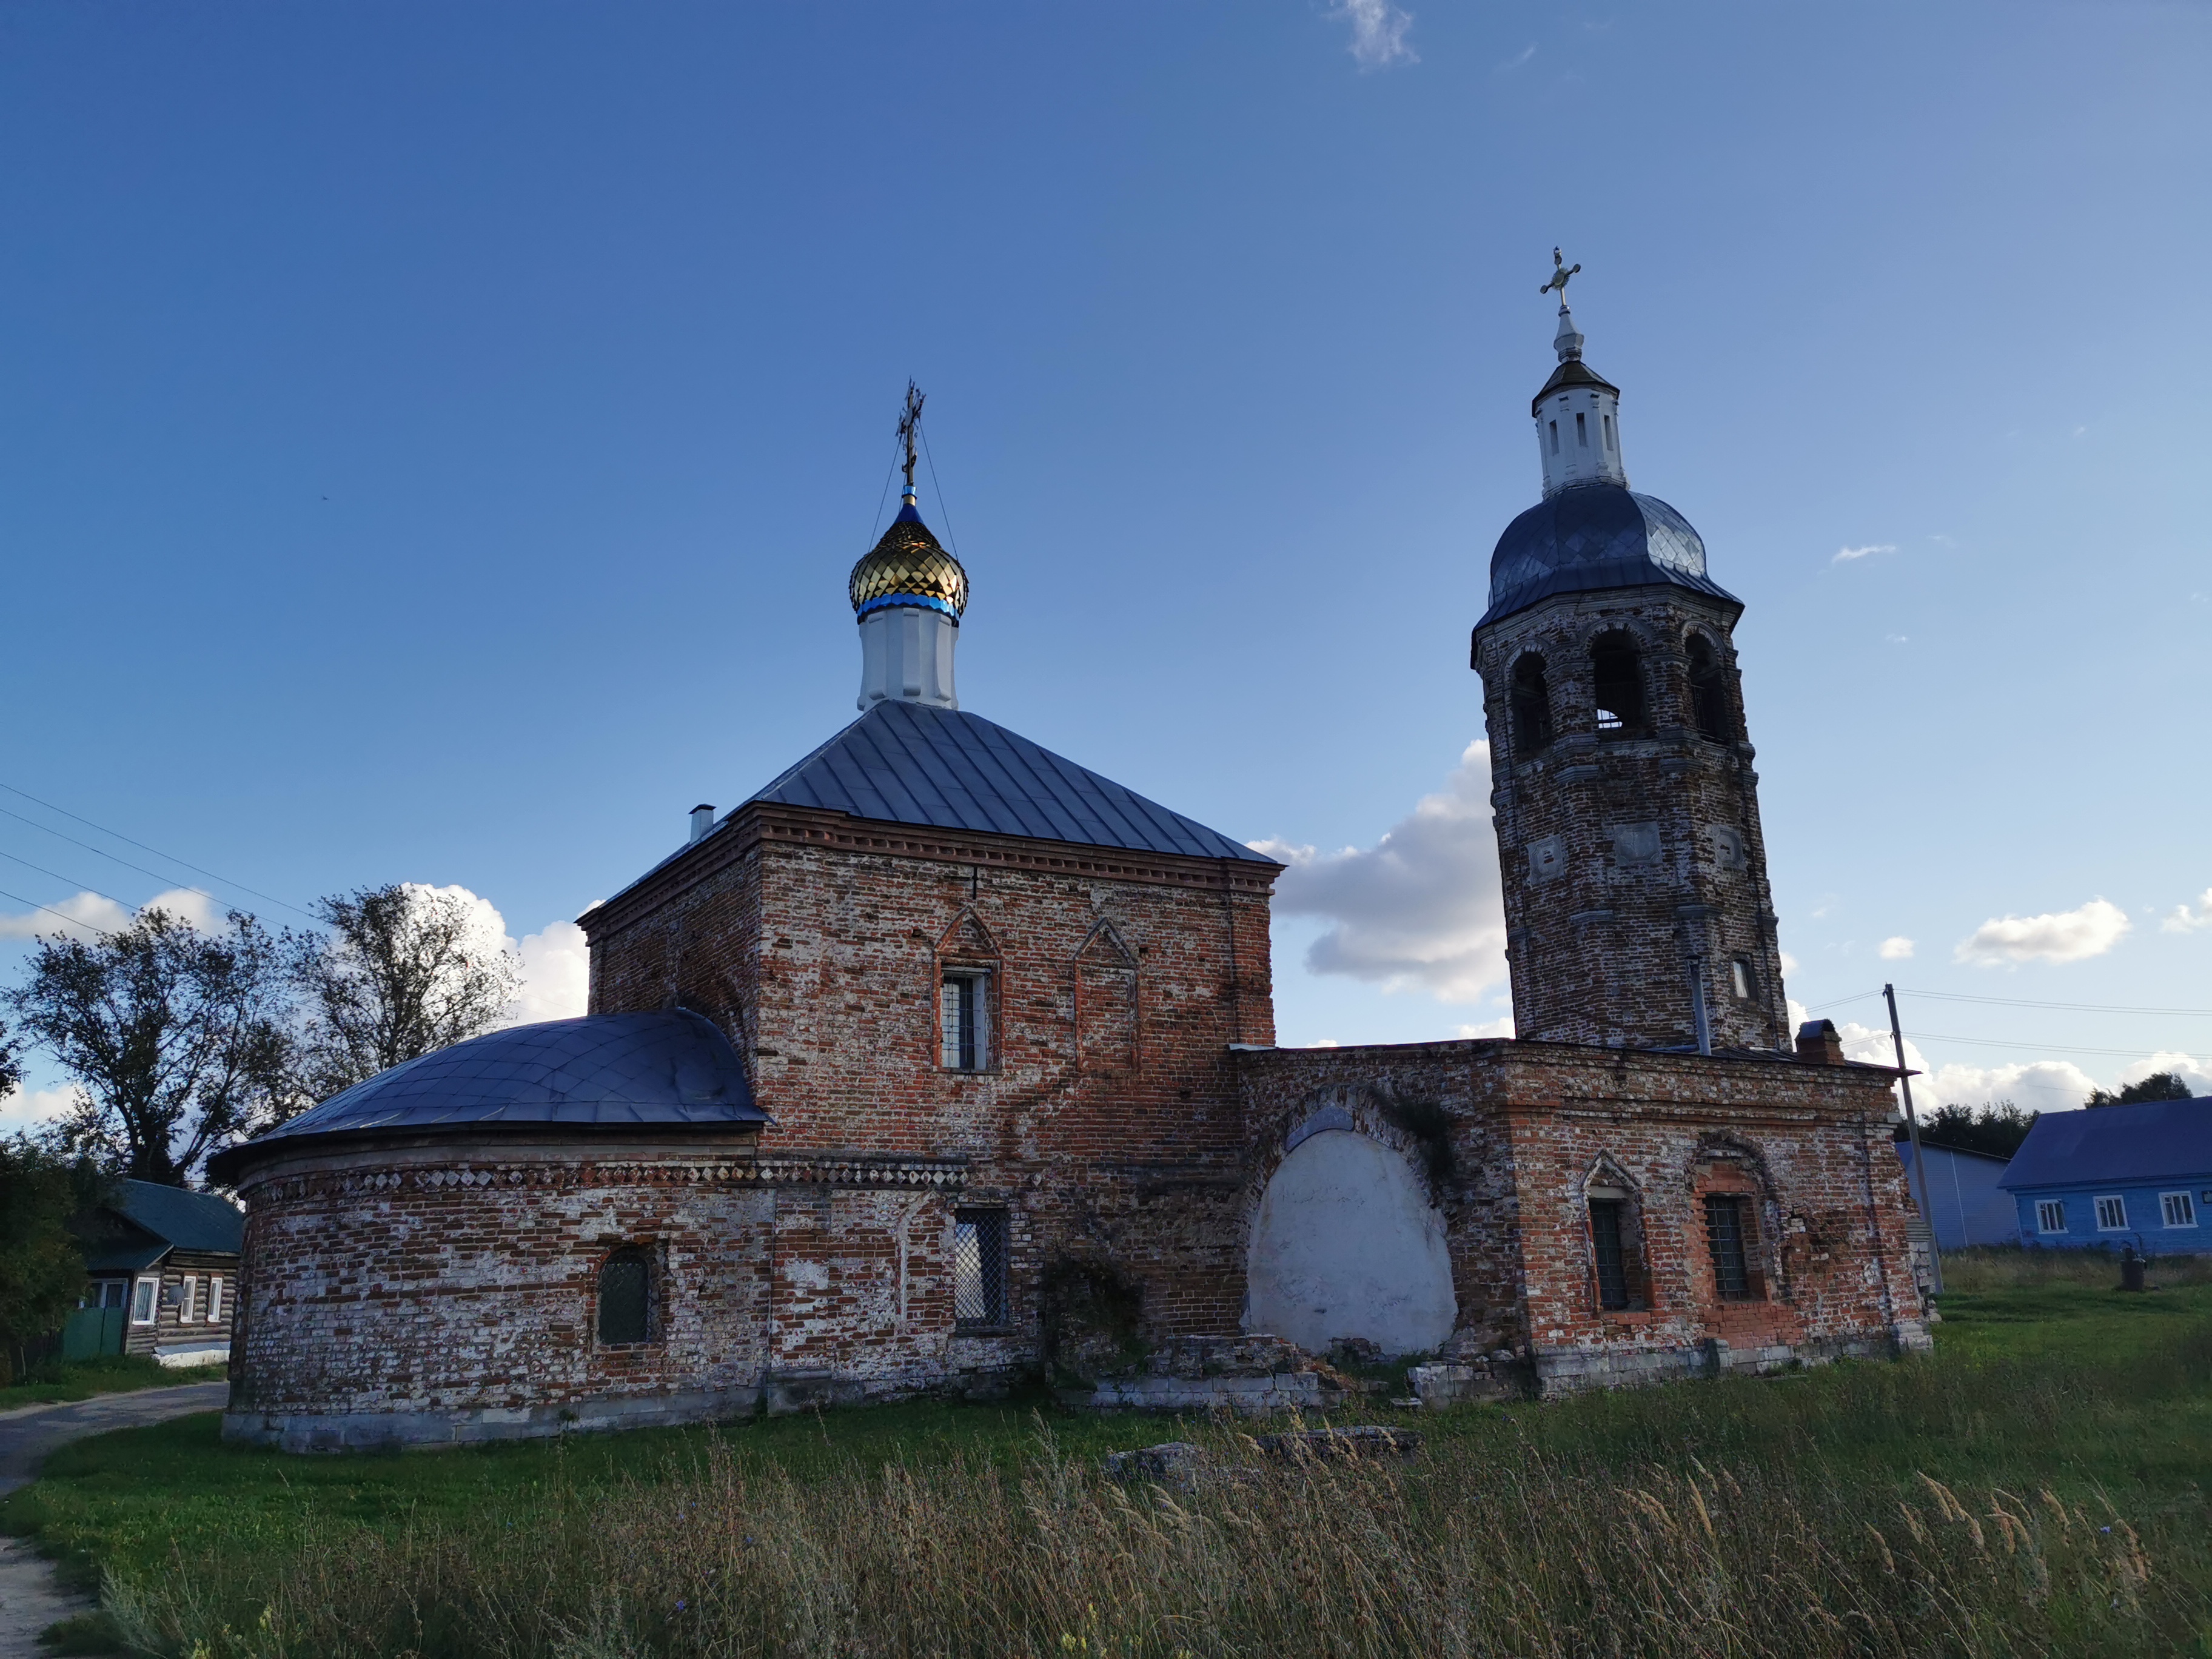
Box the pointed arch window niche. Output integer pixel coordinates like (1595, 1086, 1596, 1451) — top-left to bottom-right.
(1073, 920, 1140, 1076)
(936, 909, 1002, 1073)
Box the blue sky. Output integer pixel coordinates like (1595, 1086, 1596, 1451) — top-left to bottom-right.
(4, 0, 2209, 1127)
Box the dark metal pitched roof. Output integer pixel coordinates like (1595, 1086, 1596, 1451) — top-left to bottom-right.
(742, 700, 1279, 865)
(1477, 483, 1739, 631)
(209, 1011, 766, 1181)
(80, 1179, 246, 1266)
(1997, 1098, 2212, 1190)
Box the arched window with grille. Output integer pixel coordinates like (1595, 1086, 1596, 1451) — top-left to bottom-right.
(1509, 653, 1553, 757)
(1589, 630, 1646, 735)
(597, 1245, 657, 1347)
(1584, 1176, 1650, 1313)
(1686, 632, 1734, 742)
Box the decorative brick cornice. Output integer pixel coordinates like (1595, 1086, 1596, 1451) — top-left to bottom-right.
(584, 801, 1278, 940)
(243, 1153, 969, 1205)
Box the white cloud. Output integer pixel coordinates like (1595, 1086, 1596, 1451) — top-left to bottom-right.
(1329, 0, 1416, 67)
(0, 1086, 82, 1138)
(392, 883, 593, 1028)
(2162, 889, 2212, 933)
(1252, 740, 1504, 1005)
(511, 919, 591, 1024)
(0, 886, 225, 942)
(1828, 1020, 2097, 1113)
(1456, 1016, 1515, 1039)
(1878, 936, 1915, 960)
(1497, 42, 1536, 70)
(1779, 951, 1800, 977)
(1832, 543, 1896, 564)
(1955, 897, 2129, 966)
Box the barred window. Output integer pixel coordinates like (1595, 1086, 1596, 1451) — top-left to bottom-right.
(1704, 1196, 1755, 1301)
(941, 972, 989, 1071)
(598, 1246, 656, 1346)
(953, 1209, 1009, 1328)
(1589, 1199, 1631, 1311)
(2160, 1191, 2196, 1228)
(2094, 1195, 2127, 1232)
(2035, 1199, 2066, 1235)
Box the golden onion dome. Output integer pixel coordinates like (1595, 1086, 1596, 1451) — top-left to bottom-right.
(848, 497, 968, 620)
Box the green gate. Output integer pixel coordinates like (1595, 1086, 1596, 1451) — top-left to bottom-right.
(61, 1305, 127, 1360)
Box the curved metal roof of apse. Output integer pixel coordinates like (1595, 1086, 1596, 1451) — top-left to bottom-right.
(209, 1011, 766, 1181)
(1478, 483, 1738, 631)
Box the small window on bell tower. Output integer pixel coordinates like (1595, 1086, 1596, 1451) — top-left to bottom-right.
(1576, 411, 1588, 447)
(1510, 653, 1553, 756)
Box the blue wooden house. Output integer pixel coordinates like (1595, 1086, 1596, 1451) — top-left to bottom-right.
(1999, 1098, 2212, 1253)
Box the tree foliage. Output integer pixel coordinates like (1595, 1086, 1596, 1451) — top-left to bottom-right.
(4, 908, 293, 1185)
(1919, 1101, 2039, 1159)
(0, 1136, 104, 1381)
(0, 1017, 20, 1100)
(284, 884, 520, 1108)
(2085, 1071, 2196, 1108)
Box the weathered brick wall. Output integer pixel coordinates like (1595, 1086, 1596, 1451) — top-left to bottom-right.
(583, 806, 1279, 1369)
(224, 1137, 774, 1448)
(1474, 589, 1791, 1053)
(1239, 1041, 1928, 1390)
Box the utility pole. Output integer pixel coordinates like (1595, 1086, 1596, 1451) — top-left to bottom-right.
(1885, 983, 1943, 1296)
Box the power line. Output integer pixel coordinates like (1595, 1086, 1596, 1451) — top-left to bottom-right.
(0, 782, 317, 921)
(1806, 989, 1883, 1013)
(1899, 987, 2212, 1018)
(0, 803, 236, 908)
(1903, 1030, 2198, 1062)
(0, 849, 168, 922)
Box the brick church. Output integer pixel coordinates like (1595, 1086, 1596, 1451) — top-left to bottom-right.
(215, 290, 1929, 1452)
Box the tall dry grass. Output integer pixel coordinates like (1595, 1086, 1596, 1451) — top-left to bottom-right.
(1940, 1246, 2212, 1293)
(104, 1421, 2204, 1659)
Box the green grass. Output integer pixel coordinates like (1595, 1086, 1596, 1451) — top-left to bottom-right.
(0, 1355, 227, 1413)
(5, 1256, 2209, 1657)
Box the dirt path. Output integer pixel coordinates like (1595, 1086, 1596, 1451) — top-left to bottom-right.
(0, 1382, 228, 1657)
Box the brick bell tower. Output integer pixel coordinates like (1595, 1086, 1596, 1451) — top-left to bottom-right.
(1472, 255, 1790, 1053)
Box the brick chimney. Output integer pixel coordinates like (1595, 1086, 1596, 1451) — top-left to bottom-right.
(1795, 1018, 1846, 1065)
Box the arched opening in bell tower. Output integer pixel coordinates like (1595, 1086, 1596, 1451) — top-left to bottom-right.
(1590, 630, 1647, 735)
(1686, 632, 1735, 742)
(1509, 652, 1553, 756)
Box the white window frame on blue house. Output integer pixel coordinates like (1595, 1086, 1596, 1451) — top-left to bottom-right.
(2160, 1191, 2197, 1228)
(2094, 1195, 2128, 1231)
(2035, 1199, 2066, 1235)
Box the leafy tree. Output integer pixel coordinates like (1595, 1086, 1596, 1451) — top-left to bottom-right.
(1918, 1101, 2039, 1159)
(5, 907, 293, 1185)
(284, 884, 520, 1108)
(0, 1017, 20, 1100)
(0, 1136, 102, 1382)
(2085, 1071, 2196, 1108)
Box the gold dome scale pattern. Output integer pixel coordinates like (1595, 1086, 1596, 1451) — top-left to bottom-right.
(848, 506, 968, 620)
